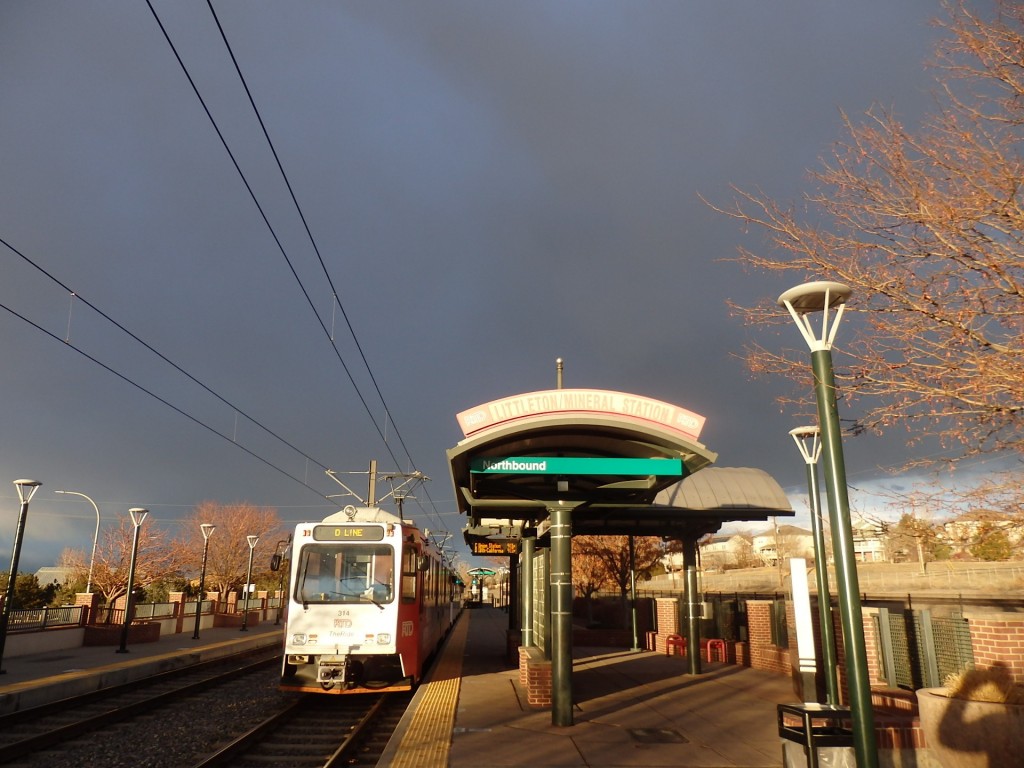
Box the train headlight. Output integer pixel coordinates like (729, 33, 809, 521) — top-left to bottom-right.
(291, 633, 307, 645)
(377, 633, 391, 644)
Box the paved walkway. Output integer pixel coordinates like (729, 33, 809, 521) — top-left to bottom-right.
(382, 607, 799, 767)
(0, 622, 282, 713)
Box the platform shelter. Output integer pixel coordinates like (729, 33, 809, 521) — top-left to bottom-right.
(447, 388, 793, 726)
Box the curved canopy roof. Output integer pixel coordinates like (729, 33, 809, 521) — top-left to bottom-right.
(449, 412, 718, 525)
(448, 390, 792, 546)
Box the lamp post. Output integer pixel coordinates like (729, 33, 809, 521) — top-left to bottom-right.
(54, 490, 101, 594)
(192, 523, 215, 640)
(274, 538, 289, 625)
(778, 281, 877, 767)
(790, 425, 840, 706)
(0, 479, 41, 674)
(240, 535, 258, 632)
(116, 508, 148, 654)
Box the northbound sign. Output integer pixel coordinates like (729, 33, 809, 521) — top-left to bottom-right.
(470, 457, 684, 475)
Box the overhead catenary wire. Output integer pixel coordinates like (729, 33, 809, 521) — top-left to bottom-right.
(0, 235, 333, 479)
(148, 1, 449, 535)
(143, 2, 418, 480)
(0, 297, 334, 502)
(203, 1, 414, 467)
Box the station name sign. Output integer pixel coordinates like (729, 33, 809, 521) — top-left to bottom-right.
(456, 388, 705, 441)
(470, 457, 683, 476)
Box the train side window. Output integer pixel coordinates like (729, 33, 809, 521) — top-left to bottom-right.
(401, 547, 418, 602)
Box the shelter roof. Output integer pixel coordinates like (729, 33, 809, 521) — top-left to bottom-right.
(449, 390, 794, 545)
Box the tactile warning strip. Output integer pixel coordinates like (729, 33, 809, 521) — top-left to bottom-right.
(388, 614, 469, 768)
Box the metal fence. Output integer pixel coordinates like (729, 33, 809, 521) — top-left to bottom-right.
(132, 602, 178, 620)
(875, 607, 974, 690)
(7, 605, 87, 632)
(638, 589, 981, 691)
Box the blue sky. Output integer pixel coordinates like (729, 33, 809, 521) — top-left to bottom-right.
(0, 1, 975, 570)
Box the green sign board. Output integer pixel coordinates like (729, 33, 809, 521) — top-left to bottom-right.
(470, 457, 683, 476)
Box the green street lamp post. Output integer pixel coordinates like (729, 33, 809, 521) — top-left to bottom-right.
(116, 508, 148, 654)
(240, 535, 258, 632)
(778, 281, 877, 767)
(192, 523, 215, 640)
(0, 480, 41, 674)
(790, 426, 840, 705)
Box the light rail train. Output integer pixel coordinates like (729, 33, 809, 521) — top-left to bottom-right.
(278, 504, 460, 694)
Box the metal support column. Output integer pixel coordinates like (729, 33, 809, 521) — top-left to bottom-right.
(508, 557, 519, 631)
(683, 537, 701, 675)
(629, 535, 640, 652)
(521, 536, 535, 648)
(549, 505, 573, 727)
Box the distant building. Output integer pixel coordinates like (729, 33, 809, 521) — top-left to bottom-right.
(751, 525, 814, 565)
(851, 519, 888, 563)
(697, 533, 753, 569)
(942, 509, 1020, 557)
(34, 566, 73, 585)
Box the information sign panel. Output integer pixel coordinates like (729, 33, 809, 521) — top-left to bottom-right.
(469, 540, 518, 556)
(312, 524, 385, 542)
(470, 456, 683, 476)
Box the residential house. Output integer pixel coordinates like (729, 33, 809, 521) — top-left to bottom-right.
(698, 533, 753, 570)
(751, 525, 814, 565)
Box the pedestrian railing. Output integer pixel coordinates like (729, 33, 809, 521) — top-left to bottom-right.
(7, 605, 87, 632)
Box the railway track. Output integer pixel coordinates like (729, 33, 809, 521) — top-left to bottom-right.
(0, 647, 280, 766)
(195, 691, 413, 768)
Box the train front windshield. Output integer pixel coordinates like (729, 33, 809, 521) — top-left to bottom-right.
(295, 544, 395, 605)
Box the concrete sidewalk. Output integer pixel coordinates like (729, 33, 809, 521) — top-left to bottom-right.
(452, 609, 794, 767)
(0, 622, 282, 713)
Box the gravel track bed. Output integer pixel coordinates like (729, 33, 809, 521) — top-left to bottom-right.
(6, 667, 295, 768)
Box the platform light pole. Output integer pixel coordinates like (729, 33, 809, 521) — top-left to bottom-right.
(778, 281, 877, 767)
(54, 490, 101, 594)
(192, 523, 215, 640)
(116, 508, 148, 654)
(274, 537, 289, 625)
(240, 535, 258, 632)
(790, 426, 839, 706)
(0, 480, 41, 674)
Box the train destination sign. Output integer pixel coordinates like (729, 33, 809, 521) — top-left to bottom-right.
(469, 539, 518, 556)
(470, 457, 684, 476)
(456, 388, 705, 441)
(313, 524, 385, 542)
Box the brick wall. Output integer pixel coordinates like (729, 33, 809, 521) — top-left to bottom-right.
(518, 646, 552, 707)
(653, 598, 680, 654)
(74, 592, 100, 624)
(746, 600, 790, 676)
(965, 612, 1024, 683)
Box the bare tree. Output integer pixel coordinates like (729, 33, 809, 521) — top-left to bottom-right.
(575, 535, 664, 625)
(571, 537, 612, 624)
(58, 516, 183, 609)
(712, 2, 1024, 476)
(174, 501, 284, 598)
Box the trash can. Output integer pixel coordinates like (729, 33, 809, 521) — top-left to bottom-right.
(777, 703, 855, 768)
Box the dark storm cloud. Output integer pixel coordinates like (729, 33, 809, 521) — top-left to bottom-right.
(0, 1, 948, 567)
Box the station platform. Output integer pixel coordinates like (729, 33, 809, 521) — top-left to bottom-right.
(0, 622, 282, 714)
(379, 607, 797, 768)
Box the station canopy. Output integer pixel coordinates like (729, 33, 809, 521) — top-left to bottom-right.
(448, 389, 793, 548)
